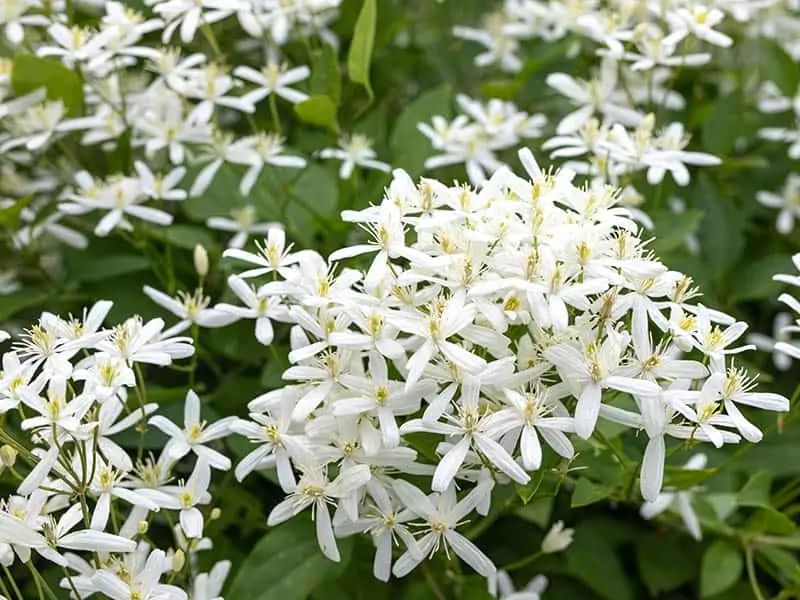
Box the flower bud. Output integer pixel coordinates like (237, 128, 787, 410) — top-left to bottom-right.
(210, 507, 222, 521)
(137, 521, 149, 535)
(541, 521, 574, 554)
(0, 445, 17, 468)
(193, 244, 209, 278)
(172, 549, 185, 572)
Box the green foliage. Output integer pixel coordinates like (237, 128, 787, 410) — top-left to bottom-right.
(11, 54, 83, 115)
(227, 518, 354, 600)
(294, 96, 339, 131)
(700, 540, 743, 598)
(347, 0, 377, 100)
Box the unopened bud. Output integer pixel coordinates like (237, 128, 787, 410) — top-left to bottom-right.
(137, 521, 149, 535)
(210, 507, 221, 521)
(541, 521, 574, 554)
(172, 549, 185, 572)
(0, 445, 17, 468)
(193, 244, 209, 278)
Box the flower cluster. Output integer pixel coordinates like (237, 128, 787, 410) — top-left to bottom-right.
(0, 0, 391, 251)
(221, 150, 789, 581)
(0, 304, 232, 599)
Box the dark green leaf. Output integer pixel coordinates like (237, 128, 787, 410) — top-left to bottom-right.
(744, 507, 797, 535)
(292, 164, 339, 218)
(649, 209, 704, 255)
(565, 522, 634, 600)
(0, 195, 34, 229)
(347, 0, 377, 100)
(389, 84, 452, 178)
(636, 531, 701, 596)
(700, 540, 742, 598)
(309, 44, 342, 105)
(570, 477, 612, 508)
(0, 289, 51, 321)
(227, 517, 352, 600)
(144, 224, 219, 252)
(70, 254, 151, 282)
(702, 95, 742, 157)
(294, 96, 339, 130)
(757, 546, 800, 584)
(738, 471, 772, 508)
(663, 466, 716, 490)
(729, 254, 795, 303)
(12, 54, 83, 116)
(760, 39, 800, 96)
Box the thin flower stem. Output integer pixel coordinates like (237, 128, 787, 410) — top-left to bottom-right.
(2, 566, 23, 600)
(500, 550, 543, 573)
(421, 563, 448, 600)
(745, 544, 766, 600)
(61, 565, 81, 600)
(26, 561, 58, 600)
(0, 571, 13, 600)
(269, 93, 282, 135)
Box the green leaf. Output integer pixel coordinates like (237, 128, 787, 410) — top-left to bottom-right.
(738, 471, 772, 508)
(516, 469, 546, 504)
(729, 254, 795, 303)
(294, 95, 339, 131)
(757, 546, 800, 584)
(310, 44, 341, 105)
(389, 84, 452, 178)
(143, 224, 219, 252)
(663, 466, 716, 490)
(700, 540, 743, 598)
(565, 522, 634, 600)
(649, 208, 703, 255)
(0, 289, 51, 321)
(70, 254, 151, 282)
(636, 531, 701, 596)
(702, 95, 742, 157)
(516, 495, 554, 528)
(694, 179, 745, 276)
(761, 39, 800, 96)
(292, 164, 339, 217)
(227, 517, 353, 600)
(571, 477, 612, 508)
(480, 79, 522, 100)
(0, 195, 34, 229)
(347, 0, 377, 100)
(12, 54, 83, 116)
(745, 507, 797, 536)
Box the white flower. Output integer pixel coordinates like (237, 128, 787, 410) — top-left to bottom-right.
(216, 275, 289, 345)
(92, 549, 187, 600)
(391, 479, 496, 578)
(640, 454, 707, 540)
(541, 520, 574, 554)
(267, 464, 372, 561)
(142, 286, 238, 338)
(757, 173, 800, 234)
(206, 206, 279, 249)
(319, 134, 391, 180)
(235, 59, 310, 105)
(149, 390, 236, 470)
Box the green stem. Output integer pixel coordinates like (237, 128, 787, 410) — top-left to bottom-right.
(500, 550, 543, 573)
(268, 93, 282, 135)
(26, 561, 58, 600)
(2, 566, 23, 600)
(745, 545, 766, 600)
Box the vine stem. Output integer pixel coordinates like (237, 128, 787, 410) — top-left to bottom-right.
(745, 544, 766, 600)
(2, 565, 23, 600)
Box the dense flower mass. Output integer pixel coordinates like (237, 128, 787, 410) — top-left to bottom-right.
(0, 0, 799, 597)
(223, 151, 789, 578)
(0, 305, 234, 599)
